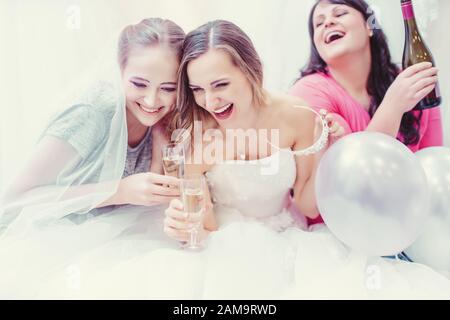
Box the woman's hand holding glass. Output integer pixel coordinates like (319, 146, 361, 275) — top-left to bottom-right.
(164, 174, 207, 249)
(116, 172, 180, 206)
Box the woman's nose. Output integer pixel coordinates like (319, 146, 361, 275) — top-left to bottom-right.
(324, 16, 337, 29)
(144, 90, 158, 107)
(205, 92, 219, 110)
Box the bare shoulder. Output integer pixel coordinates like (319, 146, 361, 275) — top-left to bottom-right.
(270, 94, 316, 132)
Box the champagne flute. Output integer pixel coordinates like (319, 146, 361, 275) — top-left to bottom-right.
(180, 173, 206, 250)
(162, 143, 185, 180)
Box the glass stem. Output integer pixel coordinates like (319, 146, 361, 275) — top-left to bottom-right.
(190, 228, 198, 247)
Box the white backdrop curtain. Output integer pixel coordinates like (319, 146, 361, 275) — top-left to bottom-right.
(0, 0, 448, 194)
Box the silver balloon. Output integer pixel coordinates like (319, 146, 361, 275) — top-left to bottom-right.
(404, 147, 450, 275)
(315, 132, 430, 257)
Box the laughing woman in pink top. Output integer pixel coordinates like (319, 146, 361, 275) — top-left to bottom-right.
(290, 0, 443, 225)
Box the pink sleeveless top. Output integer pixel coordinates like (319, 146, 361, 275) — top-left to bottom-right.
(290, 72, 443, 225)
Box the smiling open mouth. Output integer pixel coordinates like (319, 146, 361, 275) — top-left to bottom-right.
(213, 103, 234, 120)
(137, 102, 164, 114)
(325, 31, 345, 44)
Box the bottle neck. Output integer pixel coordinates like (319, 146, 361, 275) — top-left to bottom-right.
(401, 0, 416, 21)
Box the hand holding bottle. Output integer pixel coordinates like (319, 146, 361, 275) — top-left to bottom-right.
(401, 0, 441, 110)
(384, 62, 438, 114)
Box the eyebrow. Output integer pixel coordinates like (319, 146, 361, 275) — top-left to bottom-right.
(189, 78, 230, 88)
(130, 77, 149, 83)
(130, 78, 176, 86)
(314, 5, 346, 20)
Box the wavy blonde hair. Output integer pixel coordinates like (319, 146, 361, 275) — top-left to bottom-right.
(118, 17, 185, 71)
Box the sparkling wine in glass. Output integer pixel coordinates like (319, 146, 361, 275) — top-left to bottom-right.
(162, 143, 185, 179)
(181, 174, 205, 250)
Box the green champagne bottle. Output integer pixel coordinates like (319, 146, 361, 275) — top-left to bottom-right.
(401, 0, 441, 110)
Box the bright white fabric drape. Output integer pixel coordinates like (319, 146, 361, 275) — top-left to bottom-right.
(0, 0, 448, 193)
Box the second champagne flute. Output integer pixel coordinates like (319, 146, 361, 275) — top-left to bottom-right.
(162, 143, 185, 179)
(180, 173, 206, 250)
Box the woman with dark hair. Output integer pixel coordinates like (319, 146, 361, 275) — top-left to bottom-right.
(290, 0, 443, 226)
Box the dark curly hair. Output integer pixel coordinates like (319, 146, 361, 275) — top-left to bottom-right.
(301, 0, 422, 145)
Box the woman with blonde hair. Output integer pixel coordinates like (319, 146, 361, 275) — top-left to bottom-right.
(2, 18, 186, 228)
(0, 18, 186, 298)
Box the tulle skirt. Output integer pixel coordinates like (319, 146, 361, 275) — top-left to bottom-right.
(1, 204, 449, 299)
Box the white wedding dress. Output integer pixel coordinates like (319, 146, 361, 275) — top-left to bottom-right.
(1, 150, 449, 299)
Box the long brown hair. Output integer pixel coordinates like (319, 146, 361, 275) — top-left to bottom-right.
(173, 20, 266, 135)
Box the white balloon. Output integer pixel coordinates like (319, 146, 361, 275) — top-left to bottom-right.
(315, 132, 430, 256)
(405, 147, 450, 275)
